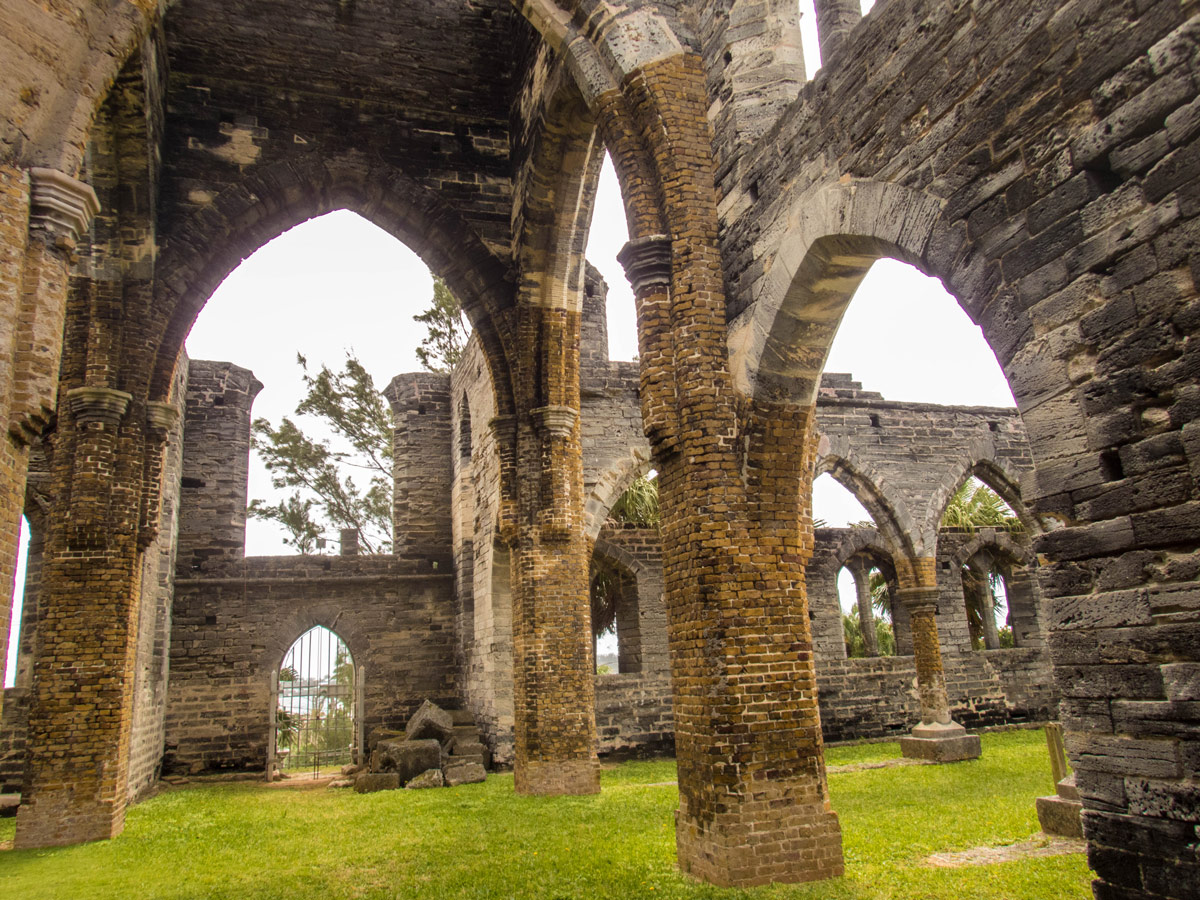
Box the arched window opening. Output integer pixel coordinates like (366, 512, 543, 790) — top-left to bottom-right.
(590, 558, 623, 674)
(186, 209, 454, 557)
(837, 557, 898, 658)
(3, 515, 31, 688)
(813, 472, 873, 529)
(961, 561, 1014, 651)
(825, 258, 1015, 409)
(584, 154, 638, 363)
(274, 626, 357, 776)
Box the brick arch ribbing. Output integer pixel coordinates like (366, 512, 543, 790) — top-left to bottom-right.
(148, 155, 516, 416)
(3, 0, 160, 174)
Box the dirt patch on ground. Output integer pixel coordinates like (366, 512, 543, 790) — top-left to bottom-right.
(926, 834, 1087, 867)
(827, 757, 931, 774)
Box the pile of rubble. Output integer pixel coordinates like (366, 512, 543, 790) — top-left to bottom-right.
(335, 700, 487, 792)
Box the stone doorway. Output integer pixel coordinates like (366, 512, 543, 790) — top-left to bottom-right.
(271, 626, 359, 778)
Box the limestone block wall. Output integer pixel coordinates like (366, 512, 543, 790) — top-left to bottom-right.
(164, 556, 456, 775)
(590, 649, 1057, 753)
(449, 339, 510, 764)
(594, 673, 674, 758)
(125, 361, 188, 801)
(176, 361, 261, 574)
(386, 373, 454, 566)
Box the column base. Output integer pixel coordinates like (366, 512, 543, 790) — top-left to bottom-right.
(14, 794, 124, 848)
(1035, 795, 1084, 838)
(513, 757, 599, 795)
(899, 721, 981, 763)
(676, 795, 844, 887)
(1037, 774, 1083, 838)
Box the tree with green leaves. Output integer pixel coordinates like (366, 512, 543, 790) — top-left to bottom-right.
(941, 478, 1022, 649)
(843, 604, 896, 658)
(414, 277, 470, 373)
(941, 478, 1024, 535)
(249, 353, 393, 554)
(607, 474, 660, 526)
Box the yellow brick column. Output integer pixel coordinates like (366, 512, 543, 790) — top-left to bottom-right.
(14, 387, 148, 848)
(0, 166, 98, 724)
(509, 305, 600, 796)
(897, 571, 981, 763)
(615, 89, 844, 883)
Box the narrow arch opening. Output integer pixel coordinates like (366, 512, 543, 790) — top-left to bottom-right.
(275, 625, 357, 775)
(3, 515, 30, 688)
(186, 209, 466, 556)
(583, 154, 638, 362)
(837, 560, 898, 658)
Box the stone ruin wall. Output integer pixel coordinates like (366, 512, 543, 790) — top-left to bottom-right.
(0, 305, 1057, 783)
(1, 361, 186, 800)
(165, 556, 457, 776)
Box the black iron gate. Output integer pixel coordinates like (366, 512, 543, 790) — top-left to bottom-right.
(275, 626, 356, 776)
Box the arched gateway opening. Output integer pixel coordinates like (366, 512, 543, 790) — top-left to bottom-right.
(272, 626, 359, 777)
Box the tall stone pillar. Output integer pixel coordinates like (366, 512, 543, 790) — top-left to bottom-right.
(813, 0, 863, 64)
(15, 385, 147, 848)
(0, 166, 98, 723)
(509, 306, 599, 796)
(846, 556, 878, 657)
(620, 231, 843, 886)
(896, 581, 981, 763)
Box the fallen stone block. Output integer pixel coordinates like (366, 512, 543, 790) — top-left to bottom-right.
(406, 700, 455, 746)
(377, 738, 442, 784)
(406, 768, 445, 789)
(443, 759, 486, 786)
(354, 772, 399, 793)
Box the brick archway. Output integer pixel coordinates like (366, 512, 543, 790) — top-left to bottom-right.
(149, 156, 517, 415)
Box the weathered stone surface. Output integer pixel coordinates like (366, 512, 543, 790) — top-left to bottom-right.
(1037, 794, 1085, 838)
(899, 733, 983, 763)
(353, 773, 399, 794)
(406, 700, 455, 747)
(405, 769, 444, 790)
(376, 739, 442, 786)
(442, 760, 486, 787)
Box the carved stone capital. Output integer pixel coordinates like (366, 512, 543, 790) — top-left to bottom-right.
(65, 386, 132, 427)
(28, 168, 100, 242)
(616, 234, 672, 295)
(895, 586, 939, 615)
(145, 401, 180, 435)
(488, 414, 517, 444)
(531, 405, 578, 439)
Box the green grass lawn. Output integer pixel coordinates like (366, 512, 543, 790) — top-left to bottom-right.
(0, 730, 1091, 900)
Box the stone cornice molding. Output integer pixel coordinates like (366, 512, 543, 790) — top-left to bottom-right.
(28, 168, 100, 242)
(66, 386, 132, 427)
(531, 405, 578, 438)
(616, 234, 672, 295)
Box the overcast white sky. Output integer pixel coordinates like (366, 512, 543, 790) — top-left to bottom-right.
(6, 0, 1001, 682)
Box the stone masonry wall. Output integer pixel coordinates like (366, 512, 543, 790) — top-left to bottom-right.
(386, 373, 454, 566)
(125, 359, 187, 801)
(164, 556, 456, 775)
(176, 360, 261, 575)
